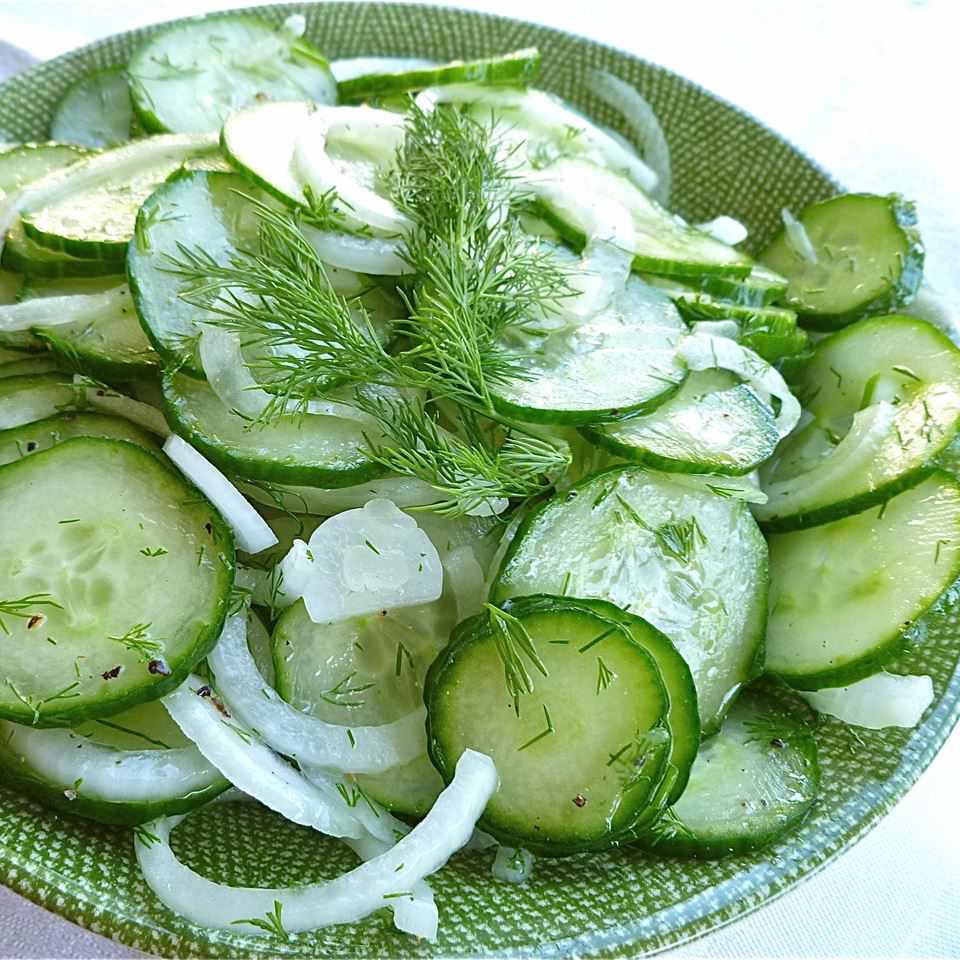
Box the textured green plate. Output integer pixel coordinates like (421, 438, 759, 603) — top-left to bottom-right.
(1, 4, 957, 958)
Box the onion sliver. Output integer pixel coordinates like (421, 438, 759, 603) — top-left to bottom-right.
(302, 225, 413, 276)
(135, 749, 496, 939)
(163, 672, 365, 840)
(163, 434, 278, 554)
(801, 672, 934, 730)
(0, 285, 126, 332)
(77, 378, 171, 437)
(695, 215, 748, 246)
(207, 612, 426, 774)
(781, 207, 817, 263)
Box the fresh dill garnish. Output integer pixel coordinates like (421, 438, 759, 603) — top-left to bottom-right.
(395, 639, 414, 677)
(94, 719, 171, 749)
(596, 657, 616, 694)
(517, 704, 554, 751)
(335, 780, 379, 816)
(0, 593, 62, 635)
(320, 671, 376, 709)
(139, 546, 168, 558)
(133, 824, 162, 847)
(232, 900, 289, 940)
(109, 622, 162, 660)
(578, 626, 617, 654)
(653, 516, 706, 564)
(485, 603, 548, 713)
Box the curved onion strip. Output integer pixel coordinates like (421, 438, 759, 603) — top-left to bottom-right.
(0, 285, 125, 332)
(163, 672, 365, 840)
(561, 239, 634, 321)
(418, 85, 658, 195)
(74, 376, 171, 437)
(801, 673, 934, 730)
(162, 435, 278, 554)
(586, 69, 671, 205)
(678, 333, 801, 438)
(207, 613, 426, 774)
(302, 225, 413, 276)
(0, 721, 222, 802)
(695, 215, 748, 246)
(293, 106, 409, 235)
(135, 749, 496, 939)
(781, 207, 817, 263)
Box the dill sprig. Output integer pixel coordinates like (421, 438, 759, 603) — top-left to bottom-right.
(109, 622, 163, 660)
(232, 900, 289, 941)
(0, 593, 62, 635)
(485, 603, 548, 714)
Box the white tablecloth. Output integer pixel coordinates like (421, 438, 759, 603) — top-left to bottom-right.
(0, 1, 958, 956)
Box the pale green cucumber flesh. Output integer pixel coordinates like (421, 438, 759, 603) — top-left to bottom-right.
(49, 67, 134, 149)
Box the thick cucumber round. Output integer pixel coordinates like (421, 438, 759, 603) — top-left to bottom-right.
(22, 283, 160, 381)
(49, 67, 134, 149)
(638, 688, 820, 858)
(128, 14, 336, 135)
(582, 370, 779, 476)
(492, 279, 686, 425)
(757, 315, 960, 530)
(127, 170, 258, 374)
(0, 356, 61, 379)
(0, 699, 228, 825)
(0, 411, 159, 467)
(0, 373, 76, 430)
(492, 465, 768, 733)
(337, 48, 541, 101)
(683, 262, 788, 308)
(425, 595, 672, 854)
(562, 597, 700, 806)
(2, 219, 124, 279)
(526, 157, 752, 279)
(20, 134, 219, 261)
(161, 372, 382, 487)
(760, 193, 924, 329)
(0, 143, 90, 194)
(766, 471, 960, 688)
(0, 437, 234, 726)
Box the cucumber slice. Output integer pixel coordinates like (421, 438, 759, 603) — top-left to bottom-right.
(492, 466, 768, 733)
(492, 278, 687, 425)
(0, 411, 159, 467)
(128, 14, 336, 135)
(19, 283, 160, 381)
(49, 67, 134, 149)
(760, 194, 924, 329)
(560, 597, 699, 806)
(767, 471, 960, 688)
(756, 315, 960, 530)
(0, 373, 75, 430)
(2, 220, 124, 280)
(0, 347, 30, 365)
(331, 57, 437, 83)
(0, 437, 234, 725)
(161, 372, 382, 487)
(0, 143, 90, 194)
(0, 699, 228, 825)
(127, 169, 259, 374)
(583, 370, 779, 476)
(19, 276, 125, 298)
(337, 48, 541, 101)
(20, 134, 219, 260)
(425, 595, 672, 854)
(639, 688, 819, 858)
(683, 262, 788, 308)
(525, 157, 752, 279)
(0, 356, 61, 379)
(355, 753, 445, 819)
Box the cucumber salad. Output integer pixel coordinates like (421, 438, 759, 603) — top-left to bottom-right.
(0, 11, 951, 944)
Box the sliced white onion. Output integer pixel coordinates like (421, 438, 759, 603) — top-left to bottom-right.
(492, 846, 535, 884)
(74, 376, 171, 437)
(688, 318, 740, 341)
(586, 69, 670, 204)
(162, 435, 278, 554)
(281, 13, 306, 38)
(135, 749, 497, 938)
(781, 207, 817, 263)
(559, 239, 634, 322)
(279, 498, 443, 624)
(0, 721, 221, 803)
(293, 106, 409, 235)
(801, 673, 934, 730)
(302, 224, 413, 276)
(443, 545, 487, 621)
(163, 674, 364, 839)
(331, 56, 438, 83)
(207, 612, 426, 774)
(0, 284, 126, 332)
(419, 85, 659, 196)
(678, 333, 801, 438)
(695, 215, 748, 246)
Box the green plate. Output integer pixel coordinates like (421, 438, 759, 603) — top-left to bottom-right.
(1, 4, 956, 958)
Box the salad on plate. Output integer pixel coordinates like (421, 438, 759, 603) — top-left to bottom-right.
(0, 11, 951, 943)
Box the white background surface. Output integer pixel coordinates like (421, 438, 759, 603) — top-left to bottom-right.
(0, 0, 958, 956)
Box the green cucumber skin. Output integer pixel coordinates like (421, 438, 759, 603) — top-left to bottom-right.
(3, 225, 125, 279)
(20, 218, 130, 263)
(160, 373, 386, 488)
(31, 327, 159, 384)
(763, 194, 924, 330)
(492, 375, 683, 427)
(636, 688, 820, 859)
(218, 124, 301, 209)
(424, 594, 672, 856)
(0, 438, 235, 727)
(0, 744, 229, 826)
(524, 198, 753, 281)
(337, 48, 542, 101)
